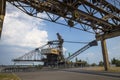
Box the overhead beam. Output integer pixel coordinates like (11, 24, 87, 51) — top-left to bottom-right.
(7, 0, 117, 32)
(0, 0, 6, 38)
(96, 29, 120, 41)
(80, 0, 120, 21)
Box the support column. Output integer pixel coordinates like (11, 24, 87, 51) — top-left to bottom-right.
(0, 0, 6, 38)
(101, 39, 110, 71)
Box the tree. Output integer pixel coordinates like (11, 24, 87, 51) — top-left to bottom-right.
(111, 58, 116, 64)
(83, 60, 89, 67)
(111, 58, 120, 67)
(68, 52, 71, 57)
(75, 57, 78, 62)
(116, 60, 120, 67)
(91, 63, 97, 66)
(78, 59, 82, 62)
(98, 61, 104, 66)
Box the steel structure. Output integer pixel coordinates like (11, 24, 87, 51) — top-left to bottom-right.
(13, 44, 47, 62)
(5, 0, 120, 40)
(13, 33, 64, 66)
(0, 0, 119, 71)
(67, 40, 98, 60)
(13, 39, 97, 67)
(12, 41, 62, 62)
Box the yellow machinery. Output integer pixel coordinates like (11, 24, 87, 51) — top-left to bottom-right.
(41, 48, 60, 55)
(41, 33, 64, 66)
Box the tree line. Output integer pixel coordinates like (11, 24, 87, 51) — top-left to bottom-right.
(96, 58, 120, 67)
(75, 57, 120, 67)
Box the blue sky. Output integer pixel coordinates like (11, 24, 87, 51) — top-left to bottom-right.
(0, 2, 120, 65)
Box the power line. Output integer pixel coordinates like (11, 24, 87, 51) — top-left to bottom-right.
(64, 41, 89, 44)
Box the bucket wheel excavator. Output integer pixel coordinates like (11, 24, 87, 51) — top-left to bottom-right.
(13, 33, 97, 67)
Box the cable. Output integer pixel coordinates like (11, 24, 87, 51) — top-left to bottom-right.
(64, 41, 89, 44)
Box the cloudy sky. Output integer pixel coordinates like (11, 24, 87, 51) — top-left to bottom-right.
(0, 2, 120, 65)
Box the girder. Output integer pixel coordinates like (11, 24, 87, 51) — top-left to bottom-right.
(6, 0, 120, 39)
(96, 28, 120, 40)
(13, 44, 48, 62)
(13, 49, 44, 62)
(67, 40, 98, 60)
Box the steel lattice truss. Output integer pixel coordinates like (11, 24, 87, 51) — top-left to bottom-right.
(13, 44, 47, 62)
(13, 49, 44, 62)
(67, 40, 97, 60)
(6, 0, 120, 40)
(13, 40, 64, 62)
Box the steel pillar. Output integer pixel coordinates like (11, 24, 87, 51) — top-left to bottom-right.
(0, 0, 6, 38)
(101, 39, 110, 71)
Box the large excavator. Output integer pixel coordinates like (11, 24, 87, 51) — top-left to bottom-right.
(13, 33, 65, 67)
(13, 33, 97, 67)
(1, 0, 119, 71)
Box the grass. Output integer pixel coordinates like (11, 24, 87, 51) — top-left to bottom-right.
(82, 66, 104, 71)
(0, 73, 20, 80)
(109, 67, 120, 72)
(82, 66, 120, 72)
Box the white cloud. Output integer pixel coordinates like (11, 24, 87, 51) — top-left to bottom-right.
(63, 47, 67, 53)
(1, 3, 48, 48)
(63, 47, 67, 58)
(0, 3, 49, 65)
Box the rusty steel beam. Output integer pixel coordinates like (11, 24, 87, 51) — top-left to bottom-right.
(80, 0, 120, 21)
(101, 39, 110, 71)
(0, 0, 6, 38)
(6, 0, 120, 35)
(96, 28, 120, 40)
